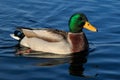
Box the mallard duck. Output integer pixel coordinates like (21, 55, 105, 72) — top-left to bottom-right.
(10, 13, 97, 54)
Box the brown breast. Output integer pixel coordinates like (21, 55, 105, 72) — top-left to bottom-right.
(68, 32, 88, 53)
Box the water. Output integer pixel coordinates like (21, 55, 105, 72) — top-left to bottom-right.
(0, 0, 120, 80)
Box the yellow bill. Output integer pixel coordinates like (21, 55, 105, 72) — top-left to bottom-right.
(83, 21, 97, 32)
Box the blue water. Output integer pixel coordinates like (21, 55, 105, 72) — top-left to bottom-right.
(0, 0, 120, 80)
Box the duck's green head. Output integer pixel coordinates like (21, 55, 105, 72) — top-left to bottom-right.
(69, 13, 97, 33)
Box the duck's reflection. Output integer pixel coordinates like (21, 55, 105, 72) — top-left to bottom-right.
(25, 50, 88, 77)
(15, 45, 88, 77)
(69, 50, 88, 77)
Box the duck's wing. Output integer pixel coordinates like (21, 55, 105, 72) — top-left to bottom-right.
(18, 27, 68, 42)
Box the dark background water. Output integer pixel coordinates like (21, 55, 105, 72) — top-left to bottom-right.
(0, 0, 120, 80)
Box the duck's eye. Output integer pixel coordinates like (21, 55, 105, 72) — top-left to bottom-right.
(78, 17, 82, 21)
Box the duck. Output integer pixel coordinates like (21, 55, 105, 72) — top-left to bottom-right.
(10, 13, 97, 55)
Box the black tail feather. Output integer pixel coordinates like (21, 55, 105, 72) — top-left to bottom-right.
(13, 26, 33, 40)
(14, 30, 25, 40)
